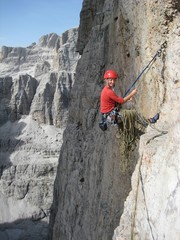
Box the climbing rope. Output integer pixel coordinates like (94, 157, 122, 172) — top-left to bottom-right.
(117, 109, 139, 173)
(131, 155, 142, 240)
(120, 110, 138, 146)
(117, 106, 168, 175)
(134, 104, 168, 137)
(131, 154, 156, 240)
(123, 41, 167, 97)
(118, 43, 168, 237)
(117, 42, 168, 145)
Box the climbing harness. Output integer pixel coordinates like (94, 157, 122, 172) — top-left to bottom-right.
(123, 41, 167, 97)
(99, 108, 121, 131)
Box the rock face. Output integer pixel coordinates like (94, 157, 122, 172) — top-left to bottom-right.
(0, 28, 79, 239)
(49, 1, 180, 240)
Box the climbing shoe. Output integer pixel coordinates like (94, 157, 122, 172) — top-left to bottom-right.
(148, 113, 159, 124)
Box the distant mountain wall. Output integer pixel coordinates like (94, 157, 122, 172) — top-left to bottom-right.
(0, 29, 80, 127)
(0, 28, 80, 240)
(49, 1, 180, 240)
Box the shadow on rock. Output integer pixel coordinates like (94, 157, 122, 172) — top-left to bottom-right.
(0, 120, 27, 175)
(0, 218, 48, 240)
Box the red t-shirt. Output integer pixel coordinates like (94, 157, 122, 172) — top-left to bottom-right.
(100, 86, 124, 113)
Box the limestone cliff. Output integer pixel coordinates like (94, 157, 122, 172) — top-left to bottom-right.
(0, 28, 79, 240)
(49, 0, 180, 240)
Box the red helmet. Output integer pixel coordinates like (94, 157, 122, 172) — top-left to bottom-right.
(104, 70, 118, 79)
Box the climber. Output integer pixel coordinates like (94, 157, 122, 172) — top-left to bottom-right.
(99, 69, 159, 131)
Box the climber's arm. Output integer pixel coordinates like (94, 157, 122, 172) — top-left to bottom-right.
(123, 88, 137, 103)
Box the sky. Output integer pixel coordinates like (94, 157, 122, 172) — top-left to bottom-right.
(0, 0, 83, 48)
